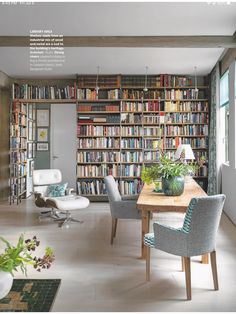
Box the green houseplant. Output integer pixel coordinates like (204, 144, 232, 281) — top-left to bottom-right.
(141, 152, 197, 196)
(0, 234, 55, 299)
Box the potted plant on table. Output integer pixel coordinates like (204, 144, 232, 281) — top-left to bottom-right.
(0, 234, 55, 299)
(141, 152, 197, 196)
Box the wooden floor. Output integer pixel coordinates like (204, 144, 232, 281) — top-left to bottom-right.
(0, 198, 236, 312)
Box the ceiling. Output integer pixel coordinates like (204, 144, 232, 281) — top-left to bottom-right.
(0, 2, 235, 78)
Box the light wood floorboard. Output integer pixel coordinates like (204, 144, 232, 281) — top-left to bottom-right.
(0, 199, 236, 311)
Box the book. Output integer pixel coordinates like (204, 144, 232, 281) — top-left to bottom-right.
(93, 117, 107, 123)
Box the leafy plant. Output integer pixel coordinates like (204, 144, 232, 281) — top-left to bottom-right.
(0, 234, 55, 276)
(141, 151, 198, 184)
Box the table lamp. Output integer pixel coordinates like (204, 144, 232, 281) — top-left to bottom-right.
(175, 144, 195, 162)
(175, 144, 195, 181)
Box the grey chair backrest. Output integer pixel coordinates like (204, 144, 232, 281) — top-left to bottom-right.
(153, 194, 226, 257)
(186, 195, 226, 256)
(104, 175, 122, 202)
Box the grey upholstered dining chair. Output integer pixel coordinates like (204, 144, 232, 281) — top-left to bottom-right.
(104, 175, 141, 244)
(144, 194, 226, 300)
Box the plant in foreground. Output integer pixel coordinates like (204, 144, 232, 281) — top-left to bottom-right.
(0, 234, 55, 276)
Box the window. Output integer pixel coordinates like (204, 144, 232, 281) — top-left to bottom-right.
(220, 70, 229, 163)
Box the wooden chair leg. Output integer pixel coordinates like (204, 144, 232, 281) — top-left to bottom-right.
(210, 251, 219, 290)
(184, 257, 192, 300)
(201, 253, 209, 264)
(110, 218, 117, 245)
(181, 257, 185, 272)
(113, 218, 118, 238)
(146, 246, 151, 281)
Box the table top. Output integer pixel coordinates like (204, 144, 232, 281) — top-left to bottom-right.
(137, 178, 207, 212)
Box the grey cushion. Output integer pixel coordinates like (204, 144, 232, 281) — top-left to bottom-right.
(104, 175, 141, 220)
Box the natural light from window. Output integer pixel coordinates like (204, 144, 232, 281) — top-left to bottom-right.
(220, 70, 229, 164)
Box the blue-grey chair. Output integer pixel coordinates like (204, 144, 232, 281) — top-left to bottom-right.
(104, 175, 141, 244)
(144, 194, 226, 300)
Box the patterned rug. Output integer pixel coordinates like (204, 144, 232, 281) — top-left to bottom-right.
(0, 279, 61, 312)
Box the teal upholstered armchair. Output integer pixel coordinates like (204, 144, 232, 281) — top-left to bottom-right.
(144, 194, 226, 300)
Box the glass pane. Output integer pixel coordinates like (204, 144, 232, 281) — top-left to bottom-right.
(220, 104, 229, 163)
(220, 70, 229, 107)
(225, 104, 229, 163)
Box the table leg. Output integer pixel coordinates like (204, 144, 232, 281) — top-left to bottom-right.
(201, 254, 209, 264)
(141, 210, 150, 259)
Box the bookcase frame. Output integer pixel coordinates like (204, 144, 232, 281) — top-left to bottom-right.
(9, 101, 36, 204)
(11, 74, 209, 202)
(76, 74, 209, 199)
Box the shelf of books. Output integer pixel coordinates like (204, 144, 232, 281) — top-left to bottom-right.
(26, 103, 36, 198)
(11, 74, 209, 200)
(76, 74, 209, 199)
(9, 101, 36, 204)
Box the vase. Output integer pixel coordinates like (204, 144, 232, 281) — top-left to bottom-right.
(162, 176, 184, 196)
(0, 271, 13, 299)
(153, 180, 162, 193)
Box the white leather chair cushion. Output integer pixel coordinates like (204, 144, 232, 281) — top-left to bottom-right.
(46, 195, 89, 211)
(34, 185, 48, 196)
(33, 169, 62, 185)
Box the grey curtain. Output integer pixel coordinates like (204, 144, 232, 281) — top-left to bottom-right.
(207, 67, 217, 195)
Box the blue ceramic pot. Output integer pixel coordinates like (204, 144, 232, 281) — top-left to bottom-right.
(162, 176, 184, 196)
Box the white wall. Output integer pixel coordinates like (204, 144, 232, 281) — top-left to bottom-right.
(0, 70, 10, 87)
(222, 62, 236, 224)
(222, 164, 236, 223)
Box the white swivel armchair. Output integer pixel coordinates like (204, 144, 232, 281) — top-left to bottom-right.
(33, 169, 89, 227)
(33, 169, 65, 219)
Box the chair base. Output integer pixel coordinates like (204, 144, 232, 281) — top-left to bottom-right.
(54, 211, 84, 228)
(39, 208, 66, 220)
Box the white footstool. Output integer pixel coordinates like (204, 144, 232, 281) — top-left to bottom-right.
(46, 195, 89, 228)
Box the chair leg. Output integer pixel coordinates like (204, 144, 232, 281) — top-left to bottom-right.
(146, 246, 151, 281)
(184, 257, 192, 300)
(181, 257, 185, 272)
(210, 251, 219, 290)
(110, 218, 117, 245)
(113, 218, 118, 238)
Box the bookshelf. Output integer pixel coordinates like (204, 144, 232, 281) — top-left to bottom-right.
(9, 101, 36, 204)
(76, 74, 209, 199)
(26, 103, 36, 198)
(11, 74, 209, 201)
(10, 101, 27, 204)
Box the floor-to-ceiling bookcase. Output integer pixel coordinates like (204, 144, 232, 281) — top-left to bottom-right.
(10, 101, 29, 204)
(10, 100, 37, 204)
(10, 83, 77, 204)
(10, 74, 209, 202)
(76, 74, 209, 200)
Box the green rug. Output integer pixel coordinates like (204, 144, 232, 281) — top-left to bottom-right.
(0, 279, 61, 312)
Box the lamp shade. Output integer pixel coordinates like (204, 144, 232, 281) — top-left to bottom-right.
(175, 144, 195, 160)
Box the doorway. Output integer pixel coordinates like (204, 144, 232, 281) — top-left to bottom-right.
(50, 103, 77, 190)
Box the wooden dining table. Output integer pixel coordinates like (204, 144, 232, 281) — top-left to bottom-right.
(137, 177, 208, 263)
